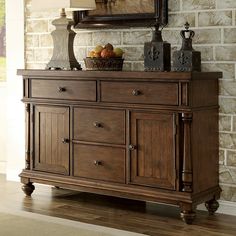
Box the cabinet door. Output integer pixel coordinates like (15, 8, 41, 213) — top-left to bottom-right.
(130, 112, 177, 190)
(34, 105, 70, 175)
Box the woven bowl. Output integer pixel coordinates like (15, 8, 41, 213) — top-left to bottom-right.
(84, 57, 124, 71)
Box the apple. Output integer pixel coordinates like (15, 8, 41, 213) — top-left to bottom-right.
(94, 45, 103, 54)
(88, 44, 124, 59)
(101, 49, 115, 58)
(113, 48, 124, 58)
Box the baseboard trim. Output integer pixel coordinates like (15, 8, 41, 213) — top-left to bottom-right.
(198, 200, 236, 216)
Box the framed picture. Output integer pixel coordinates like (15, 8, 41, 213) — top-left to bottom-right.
(73, 0, 168, 28)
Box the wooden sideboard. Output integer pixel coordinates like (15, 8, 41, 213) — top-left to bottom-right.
(17, 70, 222, 224)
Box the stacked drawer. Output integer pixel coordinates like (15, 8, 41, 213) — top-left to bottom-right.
(72, 107, 126, 183)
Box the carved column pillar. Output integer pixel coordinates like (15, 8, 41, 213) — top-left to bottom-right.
(25, 104, 30, 170)
(22, 104, 35, 197)
(181, 113, 193, 192)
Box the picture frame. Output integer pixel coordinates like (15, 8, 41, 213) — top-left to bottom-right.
(73, 0, 168, 28)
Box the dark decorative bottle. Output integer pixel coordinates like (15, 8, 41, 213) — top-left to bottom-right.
(173, 22, 201, 72)
(144, 22, 171, 72)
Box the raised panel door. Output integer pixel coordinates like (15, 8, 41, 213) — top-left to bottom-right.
(130, 111, 177, 190)
(34, 105, 70, 175)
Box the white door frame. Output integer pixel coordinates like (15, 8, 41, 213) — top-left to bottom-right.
(5, 0, 25, 180)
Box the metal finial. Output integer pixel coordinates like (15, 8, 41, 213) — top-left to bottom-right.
(184, 22, 190, 30)
(180, 22, 195, 40)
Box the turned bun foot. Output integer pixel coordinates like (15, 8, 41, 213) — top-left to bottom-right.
(205, 199, 219, 215)
(22, 183, 35, 196)
(180, 211, 196, 224)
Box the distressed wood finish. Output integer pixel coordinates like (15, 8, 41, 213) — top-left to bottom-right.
(73, 107, 125, 145)
(31, 79, 96, 101)
(34, 105, 70, 175)
(181, 113, 193, 193)
(130, 112, 177, 190)
(25, 104, 30, 170)
(17, 69, 222, 224)
(100, 81, 179, 105)
(192, 110, 219, 194)
(73, 144, 125, 183)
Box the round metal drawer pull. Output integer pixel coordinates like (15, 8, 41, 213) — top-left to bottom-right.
(58, 87, 66, 92)
(128, 144, 137, 151)
(62, 138, 69, 144)
(132, 89, 141, 96)
(94, 160, 102, 166)
(93, 121, 103, 128)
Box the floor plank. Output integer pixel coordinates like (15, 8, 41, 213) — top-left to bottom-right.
(0, 175, 236, 236)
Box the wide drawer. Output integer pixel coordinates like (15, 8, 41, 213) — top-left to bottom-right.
(73, 107, 125, 145)
(73, 144, 125, 183)
(31, 79, 96, 101)
(100, 81, 179, 105)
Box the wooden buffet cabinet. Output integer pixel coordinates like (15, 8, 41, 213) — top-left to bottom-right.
(17, 70, 222, 224)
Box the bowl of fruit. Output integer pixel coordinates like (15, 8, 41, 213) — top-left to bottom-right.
(84, 43, 124, 71)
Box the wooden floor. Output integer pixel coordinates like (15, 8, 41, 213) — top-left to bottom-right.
(0, 175, 236, 236)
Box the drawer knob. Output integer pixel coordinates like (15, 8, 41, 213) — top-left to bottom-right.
(58, 87, 66, 92)
(94, 160, 102, 166)
(132, 89, 141, 96)
(62, 138, 69, 144)
(93, 121, 103, 128)
(128, 144, 137, 151)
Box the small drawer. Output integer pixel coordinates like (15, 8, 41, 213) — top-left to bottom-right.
(73, 144, 125, 183)
(73, 107, 125, 145)
(100, 81, 179, 105)
(31, 79, 96, 101)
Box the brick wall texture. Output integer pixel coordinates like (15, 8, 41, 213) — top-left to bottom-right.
(25, 0, 236, 202)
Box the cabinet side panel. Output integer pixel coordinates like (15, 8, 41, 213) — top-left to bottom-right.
(191, 80, 218, 107)
(192, 109, 219, 193)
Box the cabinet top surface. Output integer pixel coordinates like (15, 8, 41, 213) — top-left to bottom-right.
(17, 69, 222, 81)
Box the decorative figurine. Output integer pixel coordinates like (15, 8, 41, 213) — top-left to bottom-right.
(144, 21, 171, 72)
(173, 22, 201, 72)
